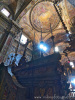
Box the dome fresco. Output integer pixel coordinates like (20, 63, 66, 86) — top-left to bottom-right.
(30, 1, 60, 33)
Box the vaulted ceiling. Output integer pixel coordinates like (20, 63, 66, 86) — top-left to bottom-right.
(0, 0, 75, 67)
(17, 0, 75, 66)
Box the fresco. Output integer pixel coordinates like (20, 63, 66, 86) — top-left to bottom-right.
(30, 1, 60, 33)
(17, 0, 40, 22)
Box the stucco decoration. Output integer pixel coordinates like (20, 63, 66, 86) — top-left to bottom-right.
(61, 0, 75, 32)
(65, 0, 75, 33)
(30, 1, 60, 33)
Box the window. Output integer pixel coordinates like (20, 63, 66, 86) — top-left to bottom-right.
(20, 34, 27, 44)
(1, 8, 10, 17)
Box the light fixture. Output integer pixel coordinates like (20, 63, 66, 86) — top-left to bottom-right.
(73, 89, 75, 91)
(70, 62, 74, 68)
(20, 34, 27, 44)
(69, 31, 72, 34)
(55, 46, 59, 52)
(1, 8, 10, 17)
(71, 79, 75, 84)
(40, 44, 44, 49)
(43, 46, 47, 51)
(39, 41, 47, 51)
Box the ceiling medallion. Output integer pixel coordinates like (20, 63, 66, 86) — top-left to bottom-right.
(30, 0, 60, 33)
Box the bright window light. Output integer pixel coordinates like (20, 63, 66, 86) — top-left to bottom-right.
(55, 46, 59, 52)
(20, 34, 27, 44)
(70, 62, 74, 68)
(1, 8, 10, 17)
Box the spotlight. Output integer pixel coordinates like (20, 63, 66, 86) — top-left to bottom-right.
(70, 62, 74, 68)
(55, 46, 59, 52)
(43, 46, 47, 51)
(69, 31, 72, 34)
(71, 79, 75, 84)
(39, 44, 44, 49)
(39, 41, 47, 51)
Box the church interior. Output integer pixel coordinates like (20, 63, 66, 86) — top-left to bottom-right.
(0, 0, 75, 100)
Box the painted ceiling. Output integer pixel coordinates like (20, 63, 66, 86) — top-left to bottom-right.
(0, 0, 75, 89)
(19, 1, 63, 42)
(18, 0, 75, 43)
(18, 0, 75, 66)
(0, 0, 75, 67)
(30, 1, 60, 33)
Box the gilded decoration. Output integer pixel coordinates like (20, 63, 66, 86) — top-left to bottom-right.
(62, 0, 75, 32)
